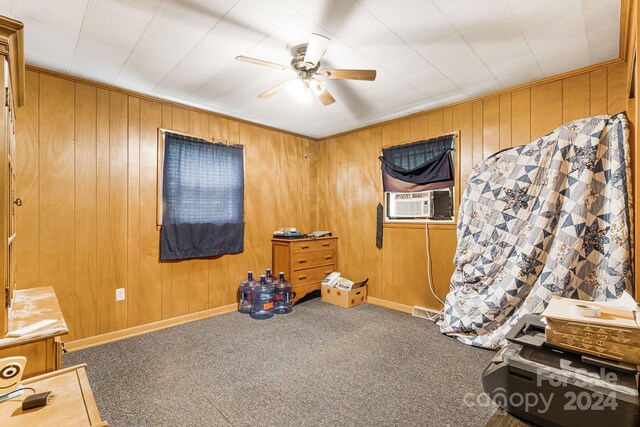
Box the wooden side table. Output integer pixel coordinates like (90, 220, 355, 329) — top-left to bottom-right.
(0, 364, 105, 426)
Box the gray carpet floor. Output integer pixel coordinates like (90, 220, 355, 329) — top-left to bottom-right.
(64, 299, 496, 426)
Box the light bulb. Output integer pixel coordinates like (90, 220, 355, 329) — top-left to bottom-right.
(286, 79, 304, 96)
(285, 79, 312, 103)
(299, 88, 312, 104)
(310, 78, 326, 95)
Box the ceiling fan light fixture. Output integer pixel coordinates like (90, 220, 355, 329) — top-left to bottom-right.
(298, 88, 313, 104)
(310, 78, 326, 96)
(303, 33, 330, 67)
(285, 79, 304, 96)
(236, 33, 376, 107)
(298, 80, 312, 104)
(285, 79, 312, 103)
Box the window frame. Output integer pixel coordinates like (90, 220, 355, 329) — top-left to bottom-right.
(156, 128, 245, 228)
(381, 130, 460, 225)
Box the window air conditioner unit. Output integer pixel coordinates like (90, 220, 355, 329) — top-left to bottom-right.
(386, 191, 433, 220)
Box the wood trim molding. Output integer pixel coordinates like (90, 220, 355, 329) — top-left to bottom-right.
(321, 58, 624, 140)
(367, 296, 414, 314)
(383, 222, 426, 230)
(620, 0, 635, 61)
(382, 222, 456, 230)
(626, 0, 638, 97)
(65, 303, 237, 351)
(157, 128, 164, 227)
(24, 64, 316, 141)
(0, 16, 24, 107)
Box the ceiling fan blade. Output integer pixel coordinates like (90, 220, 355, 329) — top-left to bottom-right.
(317, 88, 336, 106)
(258, 80, 291, 99)
(236, 55, 290, 70)
(321, 69, 377, 81)
(304, 33, 330, 66)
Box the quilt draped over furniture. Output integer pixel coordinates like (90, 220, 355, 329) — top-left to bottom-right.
(440, 114, 632, 349)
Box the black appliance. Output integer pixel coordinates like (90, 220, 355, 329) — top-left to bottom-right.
(432, 188, 453, 220)
(482, 315, 640, 427)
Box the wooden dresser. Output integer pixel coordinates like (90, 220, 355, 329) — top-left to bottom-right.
(0, 364, 106, 426)
(272, 236, 337, 303)
(0, 286, 68, 379)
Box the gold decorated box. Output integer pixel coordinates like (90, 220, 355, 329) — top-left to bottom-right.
(541, 296, 640, 365)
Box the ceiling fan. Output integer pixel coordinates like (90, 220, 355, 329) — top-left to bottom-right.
(235, 33, 377, 106)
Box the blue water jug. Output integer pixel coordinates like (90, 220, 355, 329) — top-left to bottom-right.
(274, 272, 293, 314)
(251, 275, 275, 320)
(265, 268, 275, 284)
(238, 271, 255, 314)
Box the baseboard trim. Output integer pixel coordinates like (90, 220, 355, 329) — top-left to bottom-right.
(367, 297, 414, 314)
(66, 303, 237, 352)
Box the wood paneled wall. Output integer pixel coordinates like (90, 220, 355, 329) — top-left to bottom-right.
(15, 70, 317, 341)
(314, 62, 630, 311)
(12, 59, 634, 341)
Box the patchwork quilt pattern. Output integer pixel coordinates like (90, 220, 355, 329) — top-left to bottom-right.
(439, 114, 633, 349)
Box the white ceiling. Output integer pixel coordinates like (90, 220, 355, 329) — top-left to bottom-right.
(0, 0, 621, 138)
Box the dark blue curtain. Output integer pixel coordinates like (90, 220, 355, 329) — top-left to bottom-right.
(160, 132, 244, 261)
(379, 134, 454, 192)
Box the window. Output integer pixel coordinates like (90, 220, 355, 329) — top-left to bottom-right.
(380, 132, 459, 222)
(158, 130, 244, 261)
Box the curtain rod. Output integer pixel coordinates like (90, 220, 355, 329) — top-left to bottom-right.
(159, 127, 242, 147)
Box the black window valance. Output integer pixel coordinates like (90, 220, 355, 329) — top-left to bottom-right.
(379, 134, 454, 192)
(160, 131, 245, 261)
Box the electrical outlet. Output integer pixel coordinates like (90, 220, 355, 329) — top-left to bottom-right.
(116, 288, 125, 301)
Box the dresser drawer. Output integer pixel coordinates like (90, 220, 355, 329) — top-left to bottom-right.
(291, 240, 315, 253)
(291, 239, 337, 253)
(313, 239, 336, 250)
(291, 264, 335, 285)
(292, 249, 336, 270)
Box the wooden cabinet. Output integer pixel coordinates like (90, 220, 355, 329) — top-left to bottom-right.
(0, 287, 68, 379)
(0, 364, 106, 426)
(272, 236, 337, 303)
(0, 16, 24, 338)
(0, 18, 66, 381)
(0, 19, 101, 426)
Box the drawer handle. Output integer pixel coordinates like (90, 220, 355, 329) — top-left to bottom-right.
(298, 275, 307, 280)
(300, 244, 310, 249)
(322, 242, 330, 247)
(298, 258, 307, 264)
(324, 255, 333, 260)
(324, 270, 331, 275)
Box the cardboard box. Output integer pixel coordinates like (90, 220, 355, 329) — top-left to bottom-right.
(541, 296, 640, 365)
(321, 284, 367, 308)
